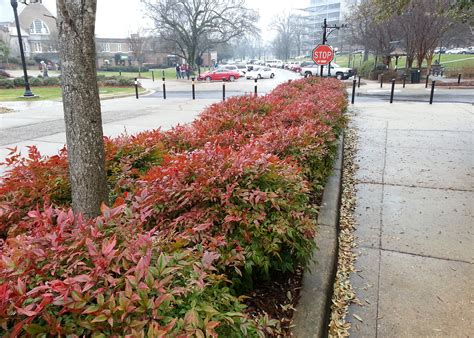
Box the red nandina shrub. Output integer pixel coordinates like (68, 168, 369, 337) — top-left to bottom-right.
(136, 143, 315, 280)
(0, 207, 265, 336)
(0, 77, 348, 335)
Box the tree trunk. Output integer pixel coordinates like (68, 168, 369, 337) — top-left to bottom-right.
(425, 52, 434, 75)
(57, 0, 108, 219)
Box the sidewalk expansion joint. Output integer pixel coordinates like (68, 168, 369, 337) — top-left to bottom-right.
(355, 181, 474, 193)
(375, 122, 389, 338)
(363, 246, 474, 265)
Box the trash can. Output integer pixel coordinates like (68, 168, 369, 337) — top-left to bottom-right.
(410, 69, 421, 83)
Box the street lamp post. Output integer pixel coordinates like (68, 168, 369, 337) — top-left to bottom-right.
(10, 0, 34, 97)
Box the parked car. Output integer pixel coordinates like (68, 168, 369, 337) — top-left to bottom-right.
(266, 60, 284, 68)
(236, 64, 249, 75)
(218, 64, 245, 77)
(246, 66, 275, 80)
(445, 48, 464, 54)
(300, 62, 354, 80)
(197, 69, 240, 81)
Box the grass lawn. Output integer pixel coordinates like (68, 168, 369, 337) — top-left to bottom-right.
(97, 66, 214, 80)
(332, 54, 474, 70)
(0, 86, 145, 102)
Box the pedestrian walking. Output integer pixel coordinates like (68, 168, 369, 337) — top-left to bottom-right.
(40, 60, 48, 77)
(175, 64, 181, 79)
(180, 64, 186, 79)
(186, 64, 191, 80)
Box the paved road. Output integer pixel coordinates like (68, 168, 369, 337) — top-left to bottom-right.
(356, 90, 474, 104)
(353, 79, 474, 104)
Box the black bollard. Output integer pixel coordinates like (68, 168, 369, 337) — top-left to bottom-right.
(162, 77, 166, 100)
(351, 79, 356, 104)
(254, 79, 257, 96)
(358, 75, 361, 88)
(134, 78, 139, 99)
(191, 77, 195, 100)
(222, 80, 226, 101)
(403, 74, 406, 88)
(152, 71, 154, 82)
(390, 78, 395, 104)
(425, 73, 429, 88)
(457, 73, 462, 85)
(429, 80, 436, 104)
(380, 74, 384, 88)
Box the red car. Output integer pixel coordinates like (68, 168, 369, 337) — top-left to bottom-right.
(197, 69, 240, 81)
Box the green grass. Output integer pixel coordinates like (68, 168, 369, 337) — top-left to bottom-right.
(331, 54, 474, 70)
(97, 66, 214, 80)
(0, 86, 145, 102)
(97, 68, 175, 79)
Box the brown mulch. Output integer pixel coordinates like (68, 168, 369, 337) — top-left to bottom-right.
(437, 80, 474, 87)
(244, 266, 304, 337)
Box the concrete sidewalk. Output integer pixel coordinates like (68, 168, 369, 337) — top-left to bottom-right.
(348, 102, 473, 336)
(0, 97, 216, 175)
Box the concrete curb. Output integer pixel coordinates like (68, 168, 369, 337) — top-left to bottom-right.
(291, 134, 344, 338)
(100, 89, 152, 101)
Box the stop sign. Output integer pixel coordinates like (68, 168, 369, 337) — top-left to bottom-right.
(312, 44, 334, 65)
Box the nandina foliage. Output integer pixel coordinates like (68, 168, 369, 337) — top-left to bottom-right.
(136, 143, 315, 279)
(0, 207, 264, 336)
(0, 77, 347, 336)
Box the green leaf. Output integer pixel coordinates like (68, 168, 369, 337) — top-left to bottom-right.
(91, 314, 108, 323)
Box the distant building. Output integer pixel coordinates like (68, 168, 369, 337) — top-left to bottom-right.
(302, 0, 359, 53)
(0, 2, 57, 61)
(1, 2, 173, 68)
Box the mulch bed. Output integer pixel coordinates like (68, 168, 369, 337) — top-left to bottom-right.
(437, 80, 474, 87)
(245, 266, 304, 337)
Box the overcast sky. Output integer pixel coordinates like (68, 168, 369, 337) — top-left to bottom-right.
(0, 0, 309, 41)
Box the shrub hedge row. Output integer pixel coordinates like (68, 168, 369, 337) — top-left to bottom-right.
(0, 77, 347, 336)
(0, 75, 135, 89)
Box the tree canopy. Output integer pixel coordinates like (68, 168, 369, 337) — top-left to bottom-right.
(144, 0, 259, 67)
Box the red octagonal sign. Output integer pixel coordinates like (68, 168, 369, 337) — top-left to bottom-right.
(312, 44, 334, 65)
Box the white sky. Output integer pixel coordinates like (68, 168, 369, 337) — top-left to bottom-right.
(0, 0, 309, 41)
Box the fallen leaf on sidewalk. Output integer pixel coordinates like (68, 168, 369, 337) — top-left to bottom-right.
(353, 314, 363, 322)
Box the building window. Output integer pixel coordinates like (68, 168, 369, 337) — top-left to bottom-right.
(129, 44, 133, 52)
(33, 42, 42, 52)
(103, 43, 110, 51)
(29, 19, 50, 35)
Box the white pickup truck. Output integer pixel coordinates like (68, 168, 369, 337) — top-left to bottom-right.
(300, 63, 354, 80)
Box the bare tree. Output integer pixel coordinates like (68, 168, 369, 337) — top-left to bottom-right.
(56, 0, 108, 218)
(272, 14, 293, 60)
(271, 13, 307, 60)
(398, 0, 455, 70)
(128, 31, 148, 73)
(290, 15, 307, 57)
(143, 0, 258, 68)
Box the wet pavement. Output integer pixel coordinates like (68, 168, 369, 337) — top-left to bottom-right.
(348, 101, 474, 337)
(0, 69, 300, 174)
